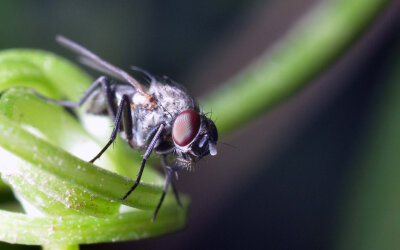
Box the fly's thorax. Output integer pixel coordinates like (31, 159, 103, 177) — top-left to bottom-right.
(131, 92, 150, 107)
(149, 81, 196, 115)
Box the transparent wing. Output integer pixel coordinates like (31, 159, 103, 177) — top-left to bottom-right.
(56, 35, 146, 95)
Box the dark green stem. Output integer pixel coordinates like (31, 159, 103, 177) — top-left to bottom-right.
(203, 0, 390, 136)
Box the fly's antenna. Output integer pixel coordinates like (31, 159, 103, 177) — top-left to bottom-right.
(56, 35, 146, 95)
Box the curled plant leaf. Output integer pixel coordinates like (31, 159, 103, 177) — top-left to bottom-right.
(0, 51, 187, 247)
(0, 203, 187, 245)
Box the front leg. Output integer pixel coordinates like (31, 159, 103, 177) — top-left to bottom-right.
(161, 155, 182, 207)
(152, 165, 174, 222)
(151, 156, 183, 221)
(121, 123, 165, 200)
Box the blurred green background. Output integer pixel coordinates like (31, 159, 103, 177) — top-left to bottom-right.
(1, 0, 400, 249)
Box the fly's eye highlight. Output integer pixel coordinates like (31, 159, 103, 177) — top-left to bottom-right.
(172, 110, 201, 146)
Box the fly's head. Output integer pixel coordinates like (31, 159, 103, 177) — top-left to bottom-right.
(172, 109, 218, 168)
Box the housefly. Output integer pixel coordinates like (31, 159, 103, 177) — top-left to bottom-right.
(36, 36, 218, 221)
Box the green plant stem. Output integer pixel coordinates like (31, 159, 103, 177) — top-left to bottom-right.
(203, 0, 389, 136)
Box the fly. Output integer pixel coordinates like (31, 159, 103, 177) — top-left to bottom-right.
(36, 35, 218, 221)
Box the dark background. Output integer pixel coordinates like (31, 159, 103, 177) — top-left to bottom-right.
(1, 1, 400, 249)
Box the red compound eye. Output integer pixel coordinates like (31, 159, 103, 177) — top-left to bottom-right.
(172, 110, 201, 146)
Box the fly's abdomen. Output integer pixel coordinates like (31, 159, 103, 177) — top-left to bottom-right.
(86, 88, 109, 115)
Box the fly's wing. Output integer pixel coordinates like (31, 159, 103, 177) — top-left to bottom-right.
(56, 35, 146, 95)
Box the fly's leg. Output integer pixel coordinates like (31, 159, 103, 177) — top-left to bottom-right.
(89, 94, 133, 163)
(35, 75, 124, 163)
(170, 178, 182, 208)
(33, 76, 110, 108)
(162, 155, 182, 207)
(152, 166, 173, 222)
(121, 123, 165, 201)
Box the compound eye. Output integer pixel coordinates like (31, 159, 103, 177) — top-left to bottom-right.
(172, 110, 201, 147)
